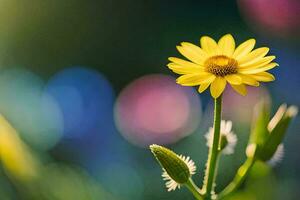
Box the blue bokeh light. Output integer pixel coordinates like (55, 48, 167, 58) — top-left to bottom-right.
(45, 67, 115, 139)
(44, 67, 119, 169)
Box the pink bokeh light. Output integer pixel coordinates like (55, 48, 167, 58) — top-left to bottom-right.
(223, 86, 270, 125)
(238, 0, 300, 38)
(115, 74, 201, 147)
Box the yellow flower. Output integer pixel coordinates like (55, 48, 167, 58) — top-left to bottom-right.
(167, 34, 277, 98)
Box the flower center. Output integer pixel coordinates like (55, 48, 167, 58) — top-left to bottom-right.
(204, 55, 238, 77)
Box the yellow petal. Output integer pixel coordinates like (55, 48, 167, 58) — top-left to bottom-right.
(180, 42, 208, 63)
(239, 56, 276, 68)
(176, 74, 203, 84)
(232, 39, 256, 60)
(200, 36, 220, 55)
(239, 74, 260, 86)
(168, 57, 204, 69)
(240, 63, 278, 74)
(210, 77, 227, 98)
(167, 63, 201, 74)
(237, 47, 270, 66)
(176, 43, 206, 64)
(218, 34, 235, 56)
(198, 83, 211, 93)
(231, 84, 247, 96)
(176, 73, 215, 86)
(225, 74, 242, 85)
(202, 74, 216, 84)
(248, 72, 275, 82)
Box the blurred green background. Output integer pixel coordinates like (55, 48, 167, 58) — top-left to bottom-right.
(0, 0, 299, 199)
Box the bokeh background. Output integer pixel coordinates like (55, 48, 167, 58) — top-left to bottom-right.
(0, 0, 299, 199)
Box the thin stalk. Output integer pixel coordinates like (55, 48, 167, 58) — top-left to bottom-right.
(186, 179, 204, 200)
(218, 157, 256, 199)
(202, 96, 223, 199)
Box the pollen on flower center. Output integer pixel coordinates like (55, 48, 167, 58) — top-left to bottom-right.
(204, 55, 238, 77)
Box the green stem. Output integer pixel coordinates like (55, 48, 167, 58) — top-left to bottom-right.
(218, 157, 256, 199)
(186, 179, 204, 200)
(203, 96, 223, 199)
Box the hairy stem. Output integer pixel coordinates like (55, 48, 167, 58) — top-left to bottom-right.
(202, 96, 222, 199)
(186, 179, 204, 200)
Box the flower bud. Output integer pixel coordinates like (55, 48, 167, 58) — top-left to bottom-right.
(219, 134, 228, 151)
(150, 144, 191, 184)
(249, 101, 270, 147)
(206, 120, 237, 155)
(258, 105, 298, 161)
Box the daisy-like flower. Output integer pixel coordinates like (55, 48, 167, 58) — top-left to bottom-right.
(205, 120, 237, 155)
(267, 144, 284, 166)
(167, 34, 277, 98)
(162, 155, 196, 191)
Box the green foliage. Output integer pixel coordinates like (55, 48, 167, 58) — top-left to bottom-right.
(150, 101, 297, 200)
(248, 103, 298, 162)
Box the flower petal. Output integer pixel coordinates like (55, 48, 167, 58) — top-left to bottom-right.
(237, 47, 270, 66)
(198, 82, 211, 93)
(239, 56, 276, 68)
(177, 73, 215, 86)
(239, 74, 260, 86)
(225, 121, 232, 133)
(248, 72, 275, 82)
(167, 63, 202, 74)
(240, 63, 278, 74)
(176, 43, 207, 64)
(221, 120, 226, 130)
(176, 74, 204, 85)
(168, 57, 204, 69)
(231, 84, 247, 96)
(180, 42, 208, 63)
(200, 36, 220, 55)
(218, 34, 235, 56)
(210, 77, 227, 98)
(225, 74, 242, 85)
(232, 39, 256, 60)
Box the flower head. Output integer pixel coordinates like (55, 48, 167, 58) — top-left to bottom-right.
(162, 155, 196, 191)
(150, 144, 196, 191)
(168, 34, 277, 98)
(205, 120, 237, 155)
